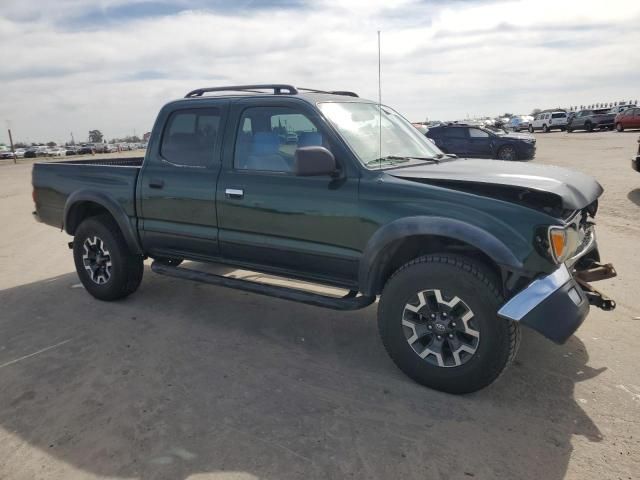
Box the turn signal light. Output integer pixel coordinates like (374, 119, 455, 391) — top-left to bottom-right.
(549, 227, 567, 263)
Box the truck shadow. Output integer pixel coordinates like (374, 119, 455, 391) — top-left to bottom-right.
(627, 188, 640, 207)
(0, 269, 603, 480)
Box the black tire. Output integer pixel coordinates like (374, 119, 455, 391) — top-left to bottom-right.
(497, 145, 517, 161)
(616, 123, 624, 132)
(378, 254, 520, 394)
(585, 122, 593, 132)
(542, 124, 549, 133)
(528, 125, 534, 133)
(73, 214, 143, 301)
(567, 126, 573, 133)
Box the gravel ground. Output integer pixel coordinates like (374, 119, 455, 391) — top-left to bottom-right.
(0, 132, 639, 480)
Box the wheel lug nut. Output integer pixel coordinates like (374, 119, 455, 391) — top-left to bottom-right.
(442, 313, 447, 318)
(451, 322, 456, 327)
(428, 325, 433, 330)
(448, 334, 453, 338)
(430, 313, 436, 319)
(437, 335, 442, 340)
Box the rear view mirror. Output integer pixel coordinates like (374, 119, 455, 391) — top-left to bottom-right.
(294, 146, 337, 176)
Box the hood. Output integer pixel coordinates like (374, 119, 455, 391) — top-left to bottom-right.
(388, 158, 603, 215)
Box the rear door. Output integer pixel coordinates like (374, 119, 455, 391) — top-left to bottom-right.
(215, 99, 361, 286)
(438, 127, 469, 155)
(138, 103, 226, 259)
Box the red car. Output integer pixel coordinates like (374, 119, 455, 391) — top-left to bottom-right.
(615, 107, 640, 131)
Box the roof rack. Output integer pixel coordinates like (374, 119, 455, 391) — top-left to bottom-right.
(185, 84, 299, 98)
(184, 84, 359, 98)
(298, 88, 359, 98)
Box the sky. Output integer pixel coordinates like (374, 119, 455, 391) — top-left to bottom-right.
(1, 0, 639, 144)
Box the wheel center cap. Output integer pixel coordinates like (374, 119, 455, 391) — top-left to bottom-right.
(434, 322, 447, 334)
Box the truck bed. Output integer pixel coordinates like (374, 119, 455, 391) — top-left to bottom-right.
(32, 157, 143, 231)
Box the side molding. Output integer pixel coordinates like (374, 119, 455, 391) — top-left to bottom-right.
(63, 190, 142, 254)
(359, 216, 524, 295)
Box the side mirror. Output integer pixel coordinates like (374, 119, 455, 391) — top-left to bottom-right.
(294, 146, 337, 176)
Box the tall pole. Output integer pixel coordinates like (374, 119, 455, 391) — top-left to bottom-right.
(7, 128, 16, 164)
(377, 30, 382, 169)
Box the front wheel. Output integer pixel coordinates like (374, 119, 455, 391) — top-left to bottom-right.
(585, 122, 593, 132)
(616, 123, 624, 132)
(378, 255, 520, 394)
(542, 124, 549, 133)
(73, 214, 143, 301)
(497, 145, 517, 161)
(528, 125, 534, 133)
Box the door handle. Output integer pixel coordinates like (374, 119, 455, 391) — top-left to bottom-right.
(225, 188, 244, 199)
(149, 179, 164, 189)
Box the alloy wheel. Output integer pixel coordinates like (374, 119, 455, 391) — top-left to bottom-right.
(402, 289, 480, 368)
(82, 236, 112, 284)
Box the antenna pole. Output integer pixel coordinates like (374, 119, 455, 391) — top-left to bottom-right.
(377, 30, 382, 169)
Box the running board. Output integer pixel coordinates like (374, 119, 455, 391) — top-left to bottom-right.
(151, 261, 376, 311)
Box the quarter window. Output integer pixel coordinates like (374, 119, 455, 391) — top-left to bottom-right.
(161, 108, 221, 167)
(469, 128, 489, 138)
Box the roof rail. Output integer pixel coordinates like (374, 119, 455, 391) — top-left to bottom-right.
(185, 84, 299, 98)
(298, 87, 359, 97)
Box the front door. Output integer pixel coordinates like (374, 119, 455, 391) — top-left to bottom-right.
(467, 127, 493, 157)
(216, 102, 361, 286)
(138, 105, 224, 259)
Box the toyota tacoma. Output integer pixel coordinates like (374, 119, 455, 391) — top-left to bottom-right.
(32, 84, 616, 394)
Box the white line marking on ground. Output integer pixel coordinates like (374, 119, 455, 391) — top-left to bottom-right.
(0, 339, 72, 369)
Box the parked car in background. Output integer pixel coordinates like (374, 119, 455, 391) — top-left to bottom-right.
(610, 104, 636, 115)
(507, 115, 533, 132)
(529, 111, 568, 133)
(426, 123, 536, 161)
(0, 150, 17, 160)
(104, 144, 118, 153)
(24, 148, 40, 158)
(633, 136, 640, 173)
(47, 147, 65, 157)
(65, 146, 78, 156)
(15, 148, 26, 158)
(615, 107, 640, 132)
(77, 144, 96, 155)
(567, 109, 616, 132)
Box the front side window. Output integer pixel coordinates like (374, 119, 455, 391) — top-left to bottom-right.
(234, 106, 326, 172)
(442, 128, 467, 138)
(317, 102, 441, 167)
(469, 128, 489, 138)
(161, 108, 220, 167)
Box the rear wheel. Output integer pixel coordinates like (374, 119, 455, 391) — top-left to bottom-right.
(585, 122, 593, 132)
(73, 214, 143, 301)
(528, 125, 534, 133)
(378, 255, 520, 394)
(497, 145, 517, 161)
(616, 123, 624, 132)
(542, 124, 549, 133)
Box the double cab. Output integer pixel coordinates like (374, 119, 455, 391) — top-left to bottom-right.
(32, 84, 616, 394)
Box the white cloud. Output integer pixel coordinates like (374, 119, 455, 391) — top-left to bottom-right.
(1, 0, 639, 143)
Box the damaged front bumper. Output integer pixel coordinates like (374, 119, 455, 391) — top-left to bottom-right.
(498, 262, 616, 344)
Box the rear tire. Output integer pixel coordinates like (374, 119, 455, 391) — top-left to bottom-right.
(73, 214, 143, 301)
(377, 255, 520, 394)
(542, 124, 549, 133)
(616, 123, 624, 132)
(528, 125, 534, 133)
(585, 122, 593, 132)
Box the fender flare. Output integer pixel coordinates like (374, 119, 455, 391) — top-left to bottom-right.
(63, 190, 142, 254)
(358, 216, 524, 296)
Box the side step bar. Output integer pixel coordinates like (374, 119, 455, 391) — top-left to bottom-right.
(151, 261, 376, 311)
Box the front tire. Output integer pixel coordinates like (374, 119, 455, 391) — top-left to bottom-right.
(616, 123, 624, 132)
(542, 124, 549, 133)
(378, 255, 520, 394)
(73, 214, 143, 301)
(585, 122, 593, 132)
(528, 125, 534, 133)
(497, 145, 517, 161)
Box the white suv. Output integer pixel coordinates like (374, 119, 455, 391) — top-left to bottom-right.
(529, 111, 568, 133)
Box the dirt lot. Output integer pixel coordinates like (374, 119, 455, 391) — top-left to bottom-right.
(1, 132, 639, 480)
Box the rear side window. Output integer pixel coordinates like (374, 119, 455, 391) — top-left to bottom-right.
(442, 128, 467, 138)
(468, 128, 489, 138)
(161, 108, 221, 167)
(552, 113, 566, 119)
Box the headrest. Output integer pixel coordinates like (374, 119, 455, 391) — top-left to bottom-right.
(297, 132, 323, 147)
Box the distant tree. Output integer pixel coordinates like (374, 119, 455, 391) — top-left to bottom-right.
(14, 142, 28, 148)
(531, 108, 541, 116)
(46, 141, 57, 147)
(502, 113, 514, 118)
(88, 130, 104, 143)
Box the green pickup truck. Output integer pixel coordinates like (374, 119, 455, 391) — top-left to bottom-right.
(32, 84, 616, 393)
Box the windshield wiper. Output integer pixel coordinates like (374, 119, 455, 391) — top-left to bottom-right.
(366, 155, 441, 167)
